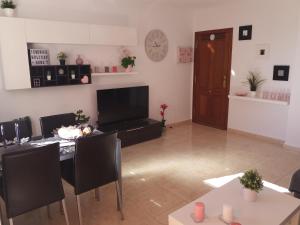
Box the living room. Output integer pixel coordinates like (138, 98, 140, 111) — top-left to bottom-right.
(1, 0, 300, 225)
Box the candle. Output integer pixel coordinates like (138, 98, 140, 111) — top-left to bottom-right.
(194, 202, 205, 222)
(222, 204, 233, 223)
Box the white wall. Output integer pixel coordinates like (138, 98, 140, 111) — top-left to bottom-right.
(285, 6, 300, 148)
(0, 1, 193, 135)
(193, 0, 300, 143)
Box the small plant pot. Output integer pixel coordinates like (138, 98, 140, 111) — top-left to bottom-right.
(243, 188, 258, 202)
(3, 8, 15, 17)
(46, 75, 51, 81)
(125, 65, 133, 73)
(249, 91, 256, 98)
(59, 59, 66, 66)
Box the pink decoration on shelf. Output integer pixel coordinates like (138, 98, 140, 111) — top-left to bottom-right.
(81, 75, 89, 84)
(194, 202, 205, 222)
(177, 47, 193, 63)
(112, 66, 118, 73)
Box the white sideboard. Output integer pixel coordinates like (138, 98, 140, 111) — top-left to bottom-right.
(0, 17, 138, 90)
(228, 95, 289, 141)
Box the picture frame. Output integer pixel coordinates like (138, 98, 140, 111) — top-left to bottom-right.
(273, 65, 290, 81)
(239, 25, 252, 41)
(177, 47, 193, 63)
(29, 49, 50, 66)
(256, 44, 270, 59)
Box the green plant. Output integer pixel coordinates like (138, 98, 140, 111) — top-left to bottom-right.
(75, 110, 90, 124)
(1, 0, 16, 9)
(121, 56, 136, 68)
(243, 71, 265, 91)
(239, 169, 264, 193)
(57, 52, 67, 60)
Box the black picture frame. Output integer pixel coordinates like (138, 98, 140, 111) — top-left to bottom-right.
(273, 65, 290, 81)
(239, 25, 252, 40)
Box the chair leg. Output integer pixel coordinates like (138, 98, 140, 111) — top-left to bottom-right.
(0, 201, 4, 225)
(76, 195, 83, 225)
(115, 183, 120, 211)
(8, 218, 13, 225)
(115, 181, 124, 220)
(59, 201, 64, 215)
(61, 199, 70, 225)
(46, 205, 52, 219)
(95, 188, 100, 201)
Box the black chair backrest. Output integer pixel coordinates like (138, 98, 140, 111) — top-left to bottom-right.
(40, 113, 76, 138)
(74, 132, 118, 195)
(289, 169, 300, 198)
(2, 143, 65, 218)
(0, 117, 32, 142)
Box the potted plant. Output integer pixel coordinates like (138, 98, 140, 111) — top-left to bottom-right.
(239, 169, 264, 202)
(243, 71, 265, 97)
(1, 0, 16, 17)
(160, 104, 168, 128)
(121, 56, 136, 72)
(57, 52, 67, 66)
(75, 109, 90, 125)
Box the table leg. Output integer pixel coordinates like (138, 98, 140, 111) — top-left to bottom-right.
(289, 210, 300, 225)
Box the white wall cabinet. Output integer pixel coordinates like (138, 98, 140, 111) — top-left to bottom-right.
(90, 25, 137, 46)
(25, 19, 90, 44)
(0, 18, 31, 90)
(0, 17, 137, 90)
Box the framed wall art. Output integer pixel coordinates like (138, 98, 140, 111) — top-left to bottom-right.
(177, 47, 193, 63)
(239, 25, 252, 41)
(273, 65, 290, 81)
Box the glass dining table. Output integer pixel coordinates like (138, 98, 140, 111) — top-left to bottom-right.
(0, 133, 122, 162)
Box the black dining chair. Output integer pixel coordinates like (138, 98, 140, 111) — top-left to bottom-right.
(40, 113, 76, 138)
(289, 169, 300, 198)
(0, 143, 70, 225)
(0, 117, 33, 146)
(61, 132, 123, 225)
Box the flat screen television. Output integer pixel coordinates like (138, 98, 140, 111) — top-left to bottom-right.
(97, 86, 149, 125)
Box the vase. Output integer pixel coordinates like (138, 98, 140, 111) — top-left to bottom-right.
(249, 91, 256, 98)
(125, 65, 133, 73)
(243, 188, 258, 202)
(59, 59, 65, 66)
(161, 119, 166, 128)
(3, 8, 15, 17)
(76, 55, 84, 65)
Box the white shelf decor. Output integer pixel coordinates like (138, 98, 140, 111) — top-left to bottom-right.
(228, 95, 289, 106)
(92, 72, 138, 77)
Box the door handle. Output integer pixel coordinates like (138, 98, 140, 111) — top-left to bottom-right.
(223, 76, 227, 89)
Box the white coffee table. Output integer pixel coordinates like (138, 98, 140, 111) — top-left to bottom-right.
(169, 179, 300, 225)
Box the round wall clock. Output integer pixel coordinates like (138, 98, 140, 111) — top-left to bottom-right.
(145, 29, 168, 62)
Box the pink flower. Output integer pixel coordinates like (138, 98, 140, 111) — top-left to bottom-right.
(160, 104, 168, 110)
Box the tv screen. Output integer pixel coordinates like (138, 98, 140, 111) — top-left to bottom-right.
(97, 86, 149, 125)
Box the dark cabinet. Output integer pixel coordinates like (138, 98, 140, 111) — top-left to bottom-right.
(29, 64, 91, 88)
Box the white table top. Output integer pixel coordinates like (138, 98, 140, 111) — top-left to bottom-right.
(169, 179, 300, 225)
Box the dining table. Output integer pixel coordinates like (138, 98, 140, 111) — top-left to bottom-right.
(0, 132, 122, 162)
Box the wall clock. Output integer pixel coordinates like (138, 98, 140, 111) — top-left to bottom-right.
(145, 29, 168, 62)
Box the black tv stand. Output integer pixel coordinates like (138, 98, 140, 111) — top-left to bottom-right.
(98, 119, 162, 147)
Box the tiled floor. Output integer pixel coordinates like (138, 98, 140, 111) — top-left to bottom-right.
(6, 122, 300, 225)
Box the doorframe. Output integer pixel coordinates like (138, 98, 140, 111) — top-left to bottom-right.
(192, 28, 233, 130)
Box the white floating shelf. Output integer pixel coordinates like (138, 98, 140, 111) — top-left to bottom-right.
(229, 95, 289, 106)
(92, 72, 138, 77)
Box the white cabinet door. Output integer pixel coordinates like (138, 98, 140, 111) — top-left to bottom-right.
(0, 17, 31, 90)
(25, 19, 90, 44)
(90, 25, 137, 46)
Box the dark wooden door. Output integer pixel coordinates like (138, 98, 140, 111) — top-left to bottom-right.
(192, 28, 233, 130)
